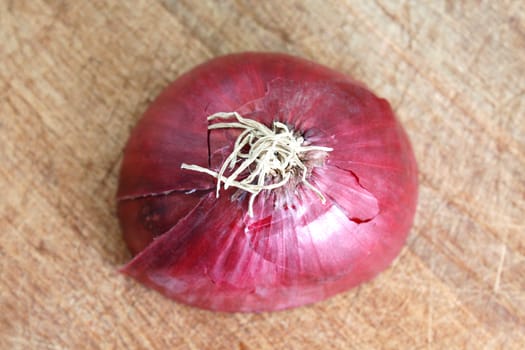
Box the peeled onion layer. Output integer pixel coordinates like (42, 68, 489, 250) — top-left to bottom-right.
(117, 190, 206, 256)
(117, 53, 418, 312)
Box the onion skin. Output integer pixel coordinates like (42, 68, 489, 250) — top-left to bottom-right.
(117, 52, 418, 312)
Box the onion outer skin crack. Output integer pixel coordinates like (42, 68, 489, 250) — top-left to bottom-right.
(117, 52, 418, 312)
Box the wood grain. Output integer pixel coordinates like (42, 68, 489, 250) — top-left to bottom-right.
(1, 0, 524, 348)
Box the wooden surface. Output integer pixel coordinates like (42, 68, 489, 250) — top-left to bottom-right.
(1, 1, 524, 349)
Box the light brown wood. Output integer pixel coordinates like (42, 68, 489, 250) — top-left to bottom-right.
(1, 0, 524, 348)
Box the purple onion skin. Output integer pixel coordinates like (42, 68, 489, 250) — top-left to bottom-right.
(117, 52, 418, 312)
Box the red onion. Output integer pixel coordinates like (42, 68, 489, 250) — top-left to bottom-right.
(117, 52, 418, 312)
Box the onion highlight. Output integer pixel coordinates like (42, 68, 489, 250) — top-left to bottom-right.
(117, 52, 418, 312)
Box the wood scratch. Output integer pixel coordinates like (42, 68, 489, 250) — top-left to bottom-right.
(466, 34, 491, 72)
(403, 0, 413, 49)
(427, 256, 435, 350)
(493, 244, 506, 293)
(427, 295, 433, 350)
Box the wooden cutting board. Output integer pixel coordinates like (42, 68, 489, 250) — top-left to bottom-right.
(1, 1, 524, 348)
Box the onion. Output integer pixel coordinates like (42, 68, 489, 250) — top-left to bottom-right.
(117, 52, 418, 312)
